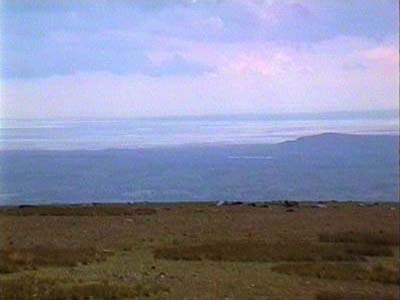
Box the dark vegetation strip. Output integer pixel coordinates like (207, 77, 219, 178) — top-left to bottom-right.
(0, 275, 168, 300)
(271, 262, 400, 284)
(0, 247, 112, 273)
(0, 206, 157, 216)
(319, 231, 399, 246)
(315, 290, 397, 300)
(154, 240, 392, 262)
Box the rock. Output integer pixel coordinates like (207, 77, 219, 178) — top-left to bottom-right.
(312, 204, 327, 208)
(156, 272, 167, 280)
(216, 201, 244, 206)
(18, 205, 35, 209)
(284, 200, 299, 208)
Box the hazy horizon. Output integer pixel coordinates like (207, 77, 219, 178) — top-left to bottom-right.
(0, 108, 397, 121)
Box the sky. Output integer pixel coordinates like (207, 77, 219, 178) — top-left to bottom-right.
(0, 0, 399, 118)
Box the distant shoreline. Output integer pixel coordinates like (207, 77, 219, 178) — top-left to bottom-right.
(0, 200, 399, 210)
(0, 132, 399, 153)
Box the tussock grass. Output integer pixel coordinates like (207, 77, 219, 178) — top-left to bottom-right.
(369, 264, 400, 284)
(0, 205, 157, 216)
(0, 261, 16, 274)
(316, 291, 396, 300)
(319, 231, 399, 246)
(0, 275, 168, 300)
(0, 247, 111, 272)
(133, 208, 158, 216)
(343, 243, 393, 257)
(272, 262, 400, 284)
(154, 240, 392, 262)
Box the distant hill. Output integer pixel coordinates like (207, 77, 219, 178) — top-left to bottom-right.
(0, 133, 398, 205)
(282, 132, 398, 147)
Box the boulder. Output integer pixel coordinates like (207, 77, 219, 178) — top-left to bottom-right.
(283, 200, 299, 208)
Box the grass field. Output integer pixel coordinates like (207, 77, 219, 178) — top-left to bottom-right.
(0, 203, 399, 299)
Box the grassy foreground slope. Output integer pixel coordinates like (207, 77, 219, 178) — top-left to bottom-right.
(0, 203, 399, 299)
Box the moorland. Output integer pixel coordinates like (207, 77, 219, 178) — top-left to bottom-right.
(0, 202, 399, 300)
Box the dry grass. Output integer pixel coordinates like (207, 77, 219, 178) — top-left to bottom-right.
(0, 247, 111, 272)
(0, 204, 398, 300)
(319, 231, 399, 246)
(0, 275, 168, 300)
(154, 240, 392, 262)
(0, 205, 157, 217)
(271, 262, 400, 284)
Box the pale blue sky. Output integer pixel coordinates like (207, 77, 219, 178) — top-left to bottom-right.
(1, 0, 399, 118)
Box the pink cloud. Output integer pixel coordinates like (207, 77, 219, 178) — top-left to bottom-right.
(356, 45, 399, 77)
(362, 46, 399, 66)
